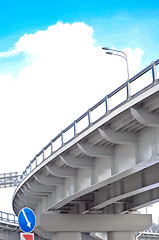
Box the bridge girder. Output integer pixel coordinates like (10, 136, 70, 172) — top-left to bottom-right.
(12, 89, 159, 217)
(11, 60, 159, 240)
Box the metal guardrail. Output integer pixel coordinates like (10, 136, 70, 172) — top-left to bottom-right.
(0, 210, 18, 224)
(20, 59, 159, 180)
(136, 223, 159, 239)
(0, 172, 21, 188)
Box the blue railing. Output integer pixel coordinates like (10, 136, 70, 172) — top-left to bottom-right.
(20, 59, 159, 180)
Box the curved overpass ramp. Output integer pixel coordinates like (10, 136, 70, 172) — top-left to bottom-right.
(0, 211, 19, 240)
(12, 59, 159, 239)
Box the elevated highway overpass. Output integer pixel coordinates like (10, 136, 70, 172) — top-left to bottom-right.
(0, 216, 19, 240)
(12, 59, 159, 240)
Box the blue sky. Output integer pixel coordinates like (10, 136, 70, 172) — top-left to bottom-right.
(0, 0, 159, 215)
(0, 0, 158, 79)
(0, 0, 159, 65)
(0, 1, 158, 163)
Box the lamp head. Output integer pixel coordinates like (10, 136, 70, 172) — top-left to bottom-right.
(102, 47, 110, 50)
(106, 51, 113, 55)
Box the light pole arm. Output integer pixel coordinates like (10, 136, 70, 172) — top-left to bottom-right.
(102, 47, 129, 80)
(109, 51, 129, 80)
(107, 48, 127, 59)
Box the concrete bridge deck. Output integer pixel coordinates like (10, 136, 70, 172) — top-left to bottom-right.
(12, 59, 159, 240)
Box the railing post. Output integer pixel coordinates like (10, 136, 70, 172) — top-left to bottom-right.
(152, 61, 158, 84)
(35, 155, 38, 167)
(126, 79, 131, 99)
(51, 140, 53, 154)
(105, 95, 109, 114)
(74, 121, 77, 136)
(88, 109, 91, 126)
(42, 148, 45, 161)
(61, 131, 64, 146)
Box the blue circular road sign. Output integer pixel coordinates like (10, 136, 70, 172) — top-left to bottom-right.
(18, 207, 36, 233)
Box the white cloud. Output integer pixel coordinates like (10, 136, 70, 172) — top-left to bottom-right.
(0, 49, 17, 58)
(0, 73, 12, 81)
(0, 22, 145, 170)
(123, 47, 144, 75)
(0, 22, 145, 213)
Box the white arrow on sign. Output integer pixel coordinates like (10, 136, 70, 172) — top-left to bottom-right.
(22, 209, 31, 228)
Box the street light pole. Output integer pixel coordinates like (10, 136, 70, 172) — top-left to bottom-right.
(102, 47, 129, 80)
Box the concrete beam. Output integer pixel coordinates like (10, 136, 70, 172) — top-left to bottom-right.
(108, 232, 135, 240)
(130, 107, 159, 127)
(36, 213, 152, 232)
(59, 155, 94, 168)
(26, 181, 56, 192)
(25, 186, 49, 196)
(34, 174, 64, 185)
(77, 143, 113, 157)
(98, 127, 137, 144)
(45, 165, 77, 177)
(17, 190, 41, 202)
(52, 232, 81, 240)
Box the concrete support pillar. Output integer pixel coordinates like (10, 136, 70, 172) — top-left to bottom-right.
(52, 231, 135, 240)
(52, 232, 81, 240)
(108, 232, 135, 240)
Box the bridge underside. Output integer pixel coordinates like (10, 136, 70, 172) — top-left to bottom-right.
(12, 71, 159, 240)
(13, 87, 159, 216)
